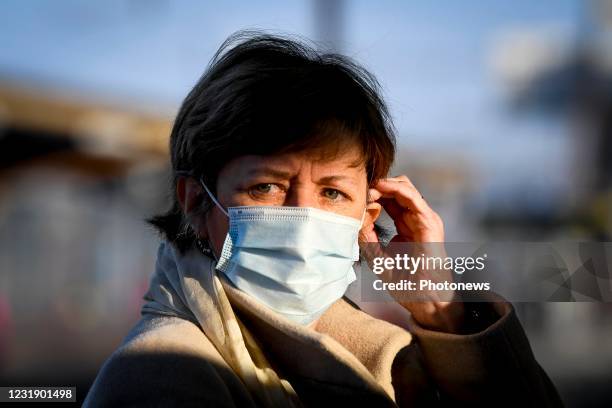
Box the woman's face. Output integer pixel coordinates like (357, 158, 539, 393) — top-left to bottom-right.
(181, 143, 380, 259)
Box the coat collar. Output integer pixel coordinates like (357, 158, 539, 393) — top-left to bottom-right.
(221, 276, 413, 401)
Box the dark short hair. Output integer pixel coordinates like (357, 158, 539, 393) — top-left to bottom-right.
(149, 31, 396, 251)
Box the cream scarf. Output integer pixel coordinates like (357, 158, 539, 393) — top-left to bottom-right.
(141, 241, 302, 407)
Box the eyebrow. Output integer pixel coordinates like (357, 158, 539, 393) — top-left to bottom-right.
(247, 168, 358, 186)
(247, 167, 293, 179)
(317, 175, 358, 187)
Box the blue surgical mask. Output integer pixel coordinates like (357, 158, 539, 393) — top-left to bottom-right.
(201, 181, 363, 325)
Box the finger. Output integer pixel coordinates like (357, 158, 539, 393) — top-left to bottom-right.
(370, 177, 425, 203)
(368, 188, 383, 203)
(393, 174, 417, 188)
(380, 198, 416, 238)
(380, 177, 424, 199)
(369, 186, 408, 204)
(379, 197, 404, 218)
(375, 179, 430, 213)
(370, 175, 420, 200)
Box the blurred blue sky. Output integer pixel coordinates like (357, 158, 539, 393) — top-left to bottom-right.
(0, 0, 582, 206)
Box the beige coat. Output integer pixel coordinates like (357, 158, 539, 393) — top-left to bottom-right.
(85, 276, 562, 407)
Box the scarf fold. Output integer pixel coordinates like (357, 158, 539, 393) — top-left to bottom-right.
(142, 241, 302, 408)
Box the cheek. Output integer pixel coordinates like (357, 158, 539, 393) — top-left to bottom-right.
(203, 207, 229, 257)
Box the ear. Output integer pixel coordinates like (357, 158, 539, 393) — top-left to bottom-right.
(176, 177, 203, 212)
(176, 177, 205, 232)
(359, 202, 382, 242)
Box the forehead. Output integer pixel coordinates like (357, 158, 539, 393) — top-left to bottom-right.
(221, 142, 366, 178)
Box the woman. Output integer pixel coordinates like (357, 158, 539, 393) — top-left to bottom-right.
(85, 32, 562, 407)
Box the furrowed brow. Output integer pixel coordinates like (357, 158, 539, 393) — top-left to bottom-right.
(247, 167, 293, 179)
(317, 175, 358, 187)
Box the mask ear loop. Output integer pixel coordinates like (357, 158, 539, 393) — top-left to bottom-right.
(359, 207, 367, 228)
(175, 171, 228, 216)
(198, 178, 229, 217)
(175, 171, 227, 260)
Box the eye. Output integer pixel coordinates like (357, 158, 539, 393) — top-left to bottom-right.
(255, 183, 273, 193)
(323, 188, 343, 200)
(248, 183, 284, 199)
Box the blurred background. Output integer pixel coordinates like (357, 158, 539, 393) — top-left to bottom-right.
(0, 0, 611, 406)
